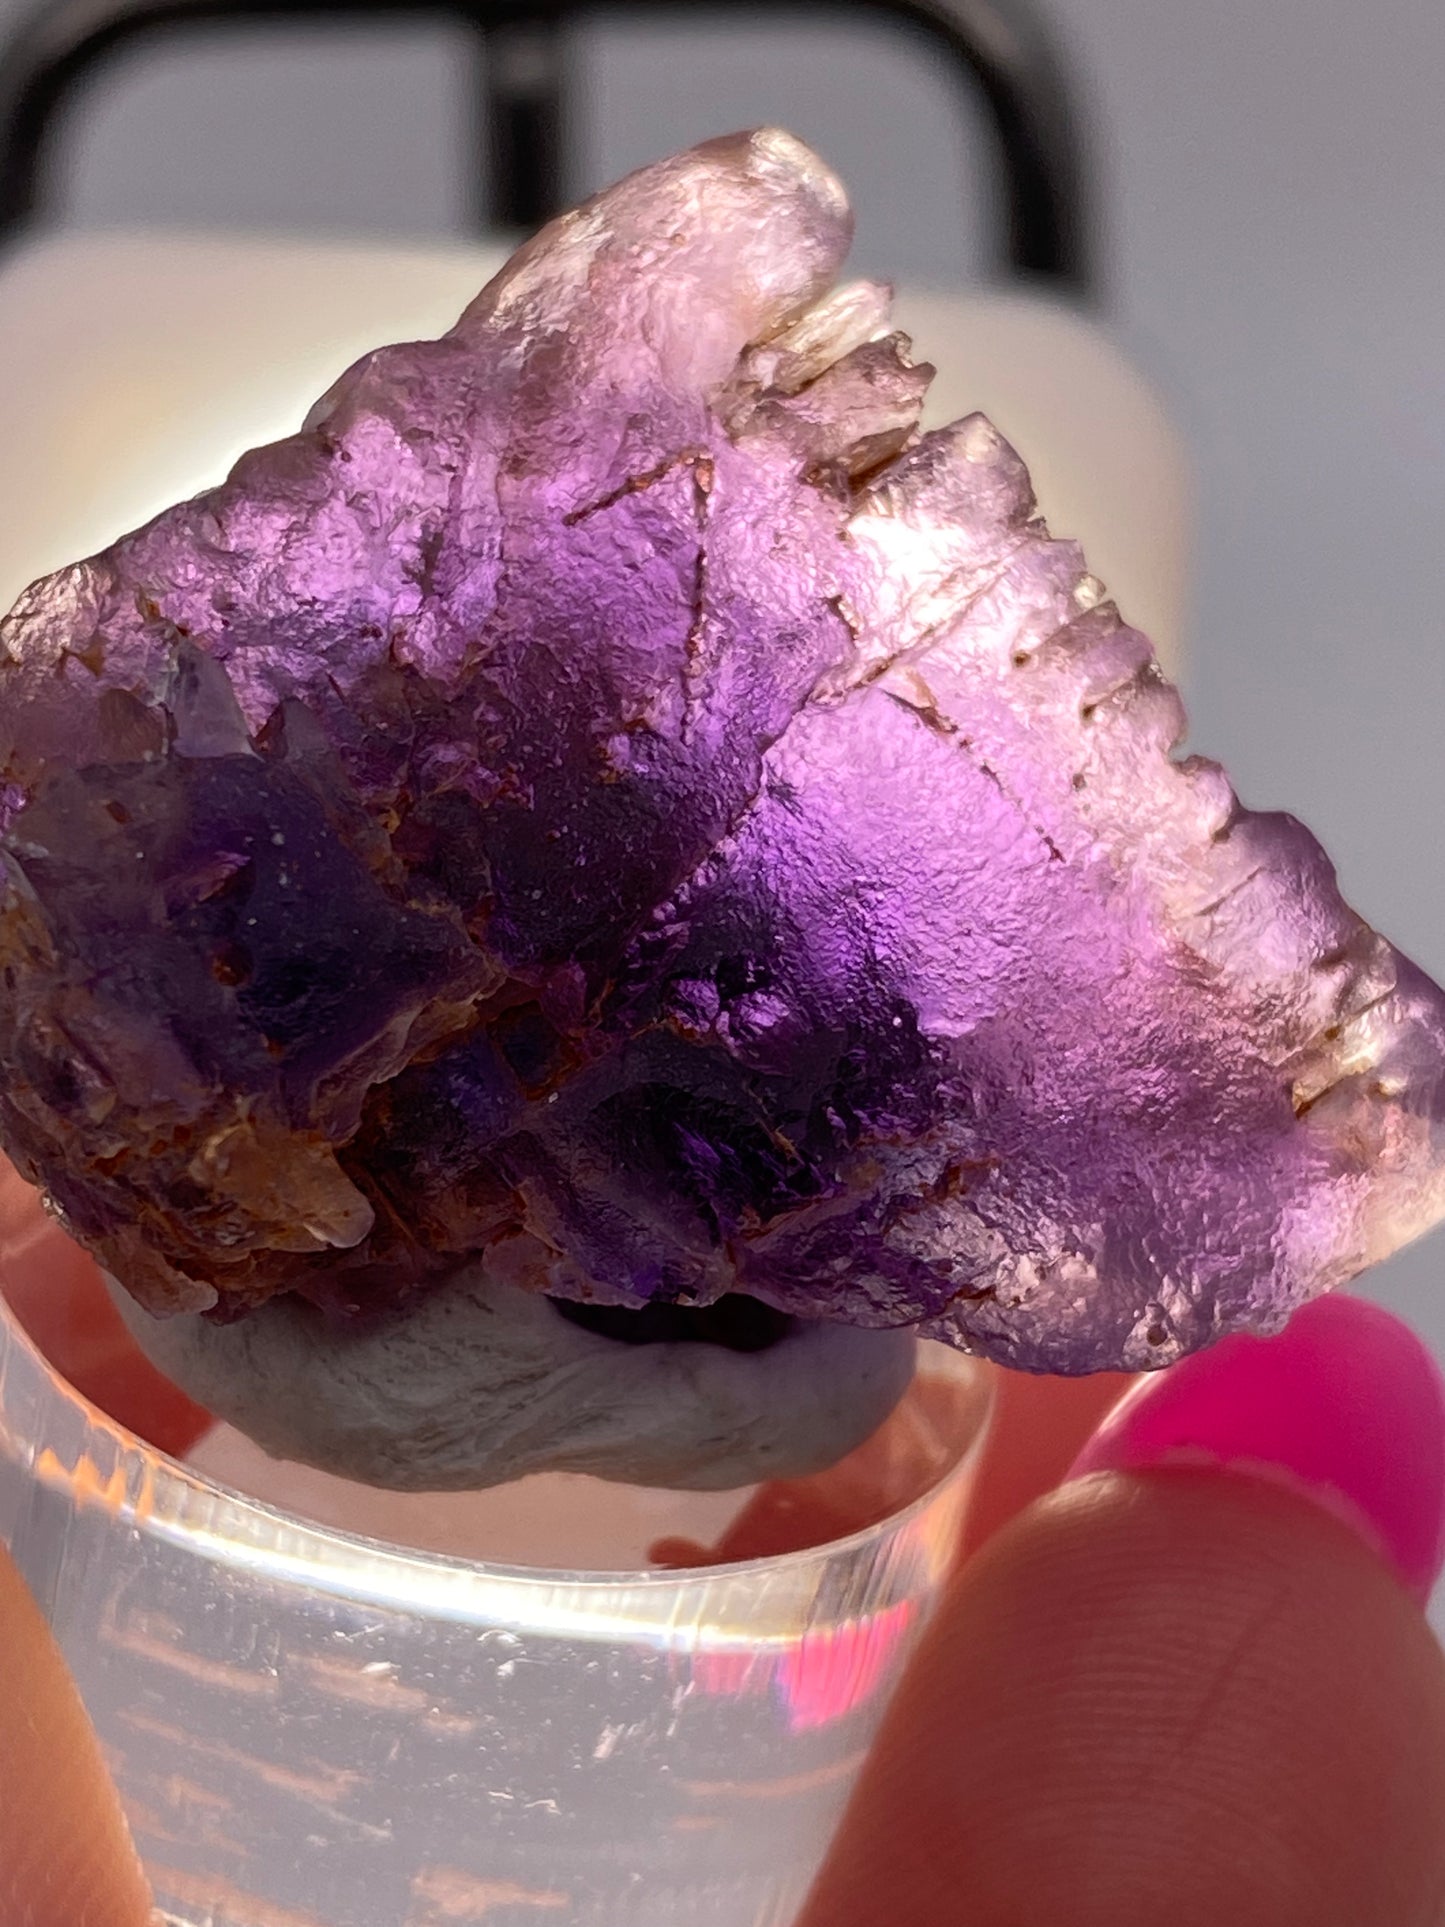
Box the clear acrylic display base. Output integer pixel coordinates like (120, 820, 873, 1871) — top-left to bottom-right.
(0, 1291, 990, 1927)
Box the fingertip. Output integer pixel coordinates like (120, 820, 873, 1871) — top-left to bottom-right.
(964, 1363, 1132, 1554)
(0, 1549, 154, 1927)
(2, 1208, 212, 1458)
(802, 1298, 1445, 1927)
(800, 1472, 1445, 1927)
(1067, 1293, 1445, 1605)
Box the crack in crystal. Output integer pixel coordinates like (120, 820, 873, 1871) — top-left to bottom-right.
(562, 448, 710, 527)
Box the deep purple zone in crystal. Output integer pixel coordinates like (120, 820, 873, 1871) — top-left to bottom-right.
(1, 129, 1444, 1375)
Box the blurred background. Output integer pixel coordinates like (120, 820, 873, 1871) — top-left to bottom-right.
(0, 0, 1441, 1535)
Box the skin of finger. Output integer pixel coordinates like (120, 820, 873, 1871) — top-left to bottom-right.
(962, 1364, 1131, 1558)
(798, 1471, 1445, 1927)
(0, 1550, 154, 1927)
(0, 1161, 211, 1457)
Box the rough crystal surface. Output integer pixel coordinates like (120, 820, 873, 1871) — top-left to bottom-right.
(2, 129, 1444, 1372)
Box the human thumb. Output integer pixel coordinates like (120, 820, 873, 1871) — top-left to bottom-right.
(799, 1293, 1445, 1927)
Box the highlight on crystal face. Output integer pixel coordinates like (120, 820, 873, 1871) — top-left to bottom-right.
(1, 129, 1443, 1490)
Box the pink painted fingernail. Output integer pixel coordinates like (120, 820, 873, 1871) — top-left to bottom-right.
(1066, 1293, 1445, 1606)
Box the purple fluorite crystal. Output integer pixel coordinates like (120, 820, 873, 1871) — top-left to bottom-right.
(2, 129, 1443, 1374)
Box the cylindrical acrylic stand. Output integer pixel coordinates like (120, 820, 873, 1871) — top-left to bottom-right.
(0, 1283, 989, 1927)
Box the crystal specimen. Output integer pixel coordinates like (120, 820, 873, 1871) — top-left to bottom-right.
(2, 126, 1444, 1397)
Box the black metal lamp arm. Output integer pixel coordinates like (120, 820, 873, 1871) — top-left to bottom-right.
(0, 0, 1096, 297)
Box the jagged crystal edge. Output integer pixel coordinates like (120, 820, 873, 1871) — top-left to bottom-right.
(0, 128, 1442, 1373)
